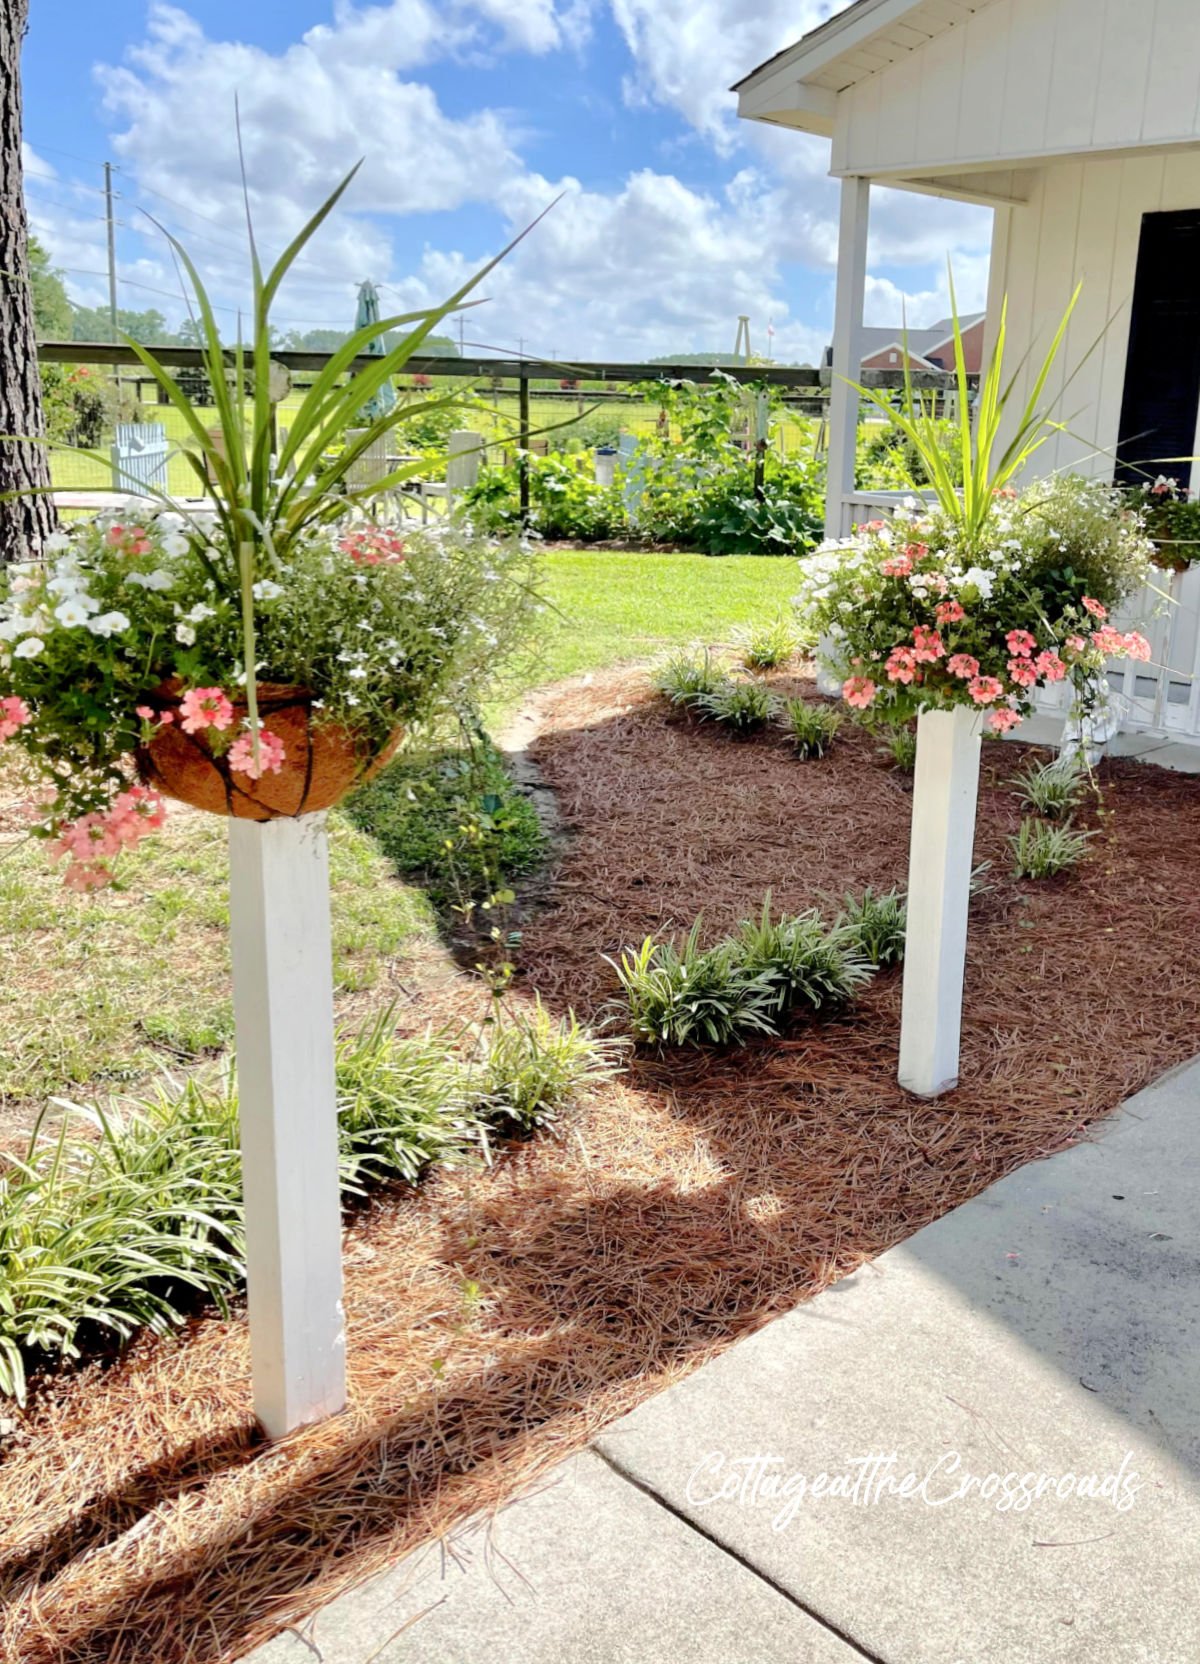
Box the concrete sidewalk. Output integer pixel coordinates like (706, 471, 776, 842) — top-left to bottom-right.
(246, 1058, 1200, 1664)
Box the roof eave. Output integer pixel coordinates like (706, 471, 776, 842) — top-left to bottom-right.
(732, 0, 928, 97)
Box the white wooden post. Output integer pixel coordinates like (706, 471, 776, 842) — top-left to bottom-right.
(898, 707, 982, 1098)
(825, 175, 871, 542)
(228, 813, 347, 1437)
(446, 430, 483, 496)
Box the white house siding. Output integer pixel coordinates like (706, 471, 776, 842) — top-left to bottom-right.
(833, 0, 1200, 179)
(982, 150, 1200, 479)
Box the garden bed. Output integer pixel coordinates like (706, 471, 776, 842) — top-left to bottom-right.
(4, 662, 1200, 1663)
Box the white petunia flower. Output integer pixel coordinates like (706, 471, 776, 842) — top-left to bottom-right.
(42, 531, 72, 553)
(89, 611, 131, 637)
(54, 598, 92, 628)
(14, 636, 44, 658)
(161, 533, 189, 559)
(252, 580, 284, 601)
(175, 623, 197, 646)
(185, 603, 216, 624)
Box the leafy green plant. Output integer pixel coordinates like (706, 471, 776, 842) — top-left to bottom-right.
(736, 899, 872, 1017)
(0, 1001, 609, 1402)
(458, 454, 630, 540)
(696, 678, 778, 733)
(881, 726, 918, 772)
(609, 924, 780, 1048)
(781, 697, 842, 758)
(837, 886, 907, 969)
(734, 610, 800, 670)
(1009, 753, 1088, 820)
(1126, 479, 1200, 570)
(476, 999, 618, 1135)
(1009, 816, 1094, 879)
(651, 646, 725, 710)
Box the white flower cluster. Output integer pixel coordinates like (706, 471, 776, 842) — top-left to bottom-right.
(0, 533, 130, 660)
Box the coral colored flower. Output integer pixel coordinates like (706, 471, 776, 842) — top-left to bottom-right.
(946, 653, 980, 679)
(912, 625, 945, 663)
(885, 646, 918, 685)
(880, 552, 914, 578)
(179, 687, 235, 735)
(63, 860, 114, 893)
(967, 675, 1005, 706)
(935, 599, 965, 626)
(861, 519, 886, 532)
(110, 786, 167, 842)
(1064, 634, 1087, 656)
(842, 675, 877, 711)
(136, 704, 174, 728)
(988, 709, 1023, 733)
(105, 523, 152, 557)
(229, 728, 286, 780)
(1122, 630, 1152, 662)
(1082, 596, 1107, 620)
(1007, 657, 1038, 688)
(1005, 629, 1037, 658)
(1034, 650, 1067, 684)
(338, 528, 406, 568)
(0, 695, 31, 741)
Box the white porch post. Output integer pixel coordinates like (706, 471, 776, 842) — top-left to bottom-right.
(898, 707, 982, 1098)
(824, 175, 871, 542)
(228, 813, 347, 1437)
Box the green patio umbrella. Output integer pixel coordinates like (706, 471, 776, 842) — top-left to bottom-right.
(354, 280, 397, 420)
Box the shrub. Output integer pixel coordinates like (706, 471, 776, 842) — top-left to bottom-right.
(458, 455, 630, 541)
(1009, 752, 1088, 820)
(696, 678, 778, 733)
(736, 900, 873, 1017)
(335, 1014, 473, 1189)
(1126, 480, 1200, 570)
(1009, 816, 1093, 879)
(837, 886, 907, 968)
(651, 646, 725, 710)
(781, 698, 842, 758)
(881, 726, 918, 772)
(476, 1000, 619, 1135)
(609, 925, 780, 1048)
(734, 610, 800, 670)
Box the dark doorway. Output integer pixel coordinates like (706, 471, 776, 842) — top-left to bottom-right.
(1115, 208, 1200, 490)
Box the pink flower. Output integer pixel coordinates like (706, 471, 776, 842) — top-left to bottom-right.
(229, 727, 286, 780)
(885, 646, 919, 685)
(946, 653, 980, 679)
(1007, 657, 1038, 688)
(338, 528, 407, 568)
(1082, 596, 1107, 620)
(179, 687, 235, 735)
(861, 519, 887, 532)
(135, 705, 174, 728)
(105, 523, 152, 557)
(912, 625, 944, 663)
(905, 542, 928, 560)
(1034, 650, 1066, 684)
(1122, 630, 1152, 662)
(110, 786, 167, 843)
(63, 861, 114, 893)
(1005, 629, 1037, 659)
(880, 552, 914, 579)
(1091, 625, 1125, 657)
(0, 696, 31, 742)
(935, 599, 965, 626)
(1064, 634, 1087, 656)
(843, 675, 877, 710)
(987, 709, 1023, 733)
(968, 675, 1005, 706)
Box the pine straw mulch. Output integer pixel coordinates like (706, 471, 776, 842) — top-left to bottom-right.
(4, 663, 1200, 1663)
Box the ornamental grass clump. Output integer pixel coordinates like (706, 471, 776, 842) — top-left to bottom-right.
(733, 610, 800, 670)
(736, 899, 873, 1017)
(609, 924, 780, 1048)
(837, 886, 907, 969)
(1009, 752, 1088, 820)
(1009, 816, 1094, 879)
(0, 160, 542, 886)
(651, 646, 725, 711)
(880, 725, 918, 772)
(474, 999, 620, 1136)
(696, 677, 778, 734)
(781, 697, 842, 758)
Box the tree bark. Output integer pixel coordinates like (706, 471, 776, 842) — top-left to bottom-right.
(0, 0, 56, 561)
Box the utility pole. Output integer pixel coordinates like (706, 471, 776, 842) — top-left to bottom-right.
(105, 161, 120, 479)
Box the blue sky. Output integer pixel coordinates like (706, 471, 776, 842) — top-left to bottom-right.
(21, 0, 994, 362)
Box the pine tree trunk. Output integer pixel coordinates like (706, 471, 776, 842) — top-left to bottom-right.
(0, 0, 56, 562)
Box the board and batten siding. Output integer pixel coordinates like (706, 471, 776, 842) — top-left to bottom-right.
(983, 150, 1200, 479)
(832, 0, 1200, 178)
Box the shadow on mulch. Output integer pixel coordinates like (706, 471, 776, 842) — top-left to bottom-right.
(4, 665, 1200, 1664)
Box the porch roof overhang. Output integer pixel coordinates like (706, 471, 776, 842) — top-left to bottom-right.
(734, 0, 982, 139)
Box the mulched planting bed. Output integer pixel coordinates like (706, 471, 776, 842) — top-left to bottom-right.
(4, 662, 1200, 1663)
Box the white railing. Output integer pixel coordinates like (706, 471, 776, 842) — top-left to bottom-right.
(831, 490, 1200, 743)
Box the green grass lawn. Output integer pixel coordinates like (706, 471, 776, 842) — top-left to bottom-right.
(513, 549, 802, 689)
(0, 549, 801, 1132)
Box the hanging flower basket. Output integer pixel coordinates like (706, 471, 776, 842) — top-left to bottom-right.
(137, 681, 404, 821)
